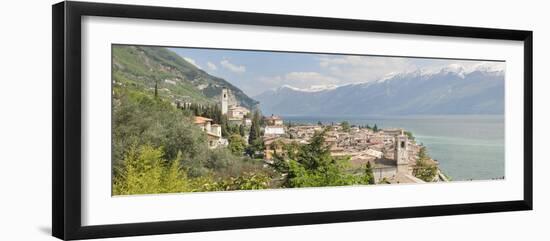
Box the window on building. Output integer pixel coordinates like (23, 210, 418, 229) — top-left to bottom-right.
(401, 141, 405, 148)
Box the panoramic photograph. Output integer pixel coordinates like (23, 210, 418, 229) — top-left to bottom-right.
(111, 45, 505, 196)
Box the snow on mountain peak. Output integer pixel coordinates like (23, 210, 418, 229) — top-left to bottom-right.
(280, 84, 338, 92)
(269, 62, 504, 95)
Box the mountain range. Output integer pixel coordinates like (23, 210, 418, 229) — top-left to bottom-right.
(112, 46, 258, 108)
(254, 65, 505, 116)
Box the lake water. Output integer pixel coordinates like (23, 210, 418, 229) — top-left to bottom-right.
(283, 115, 505, 181)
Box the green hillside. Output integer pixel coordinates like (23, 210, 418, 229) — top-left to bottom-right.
(112, 45, 258, 108)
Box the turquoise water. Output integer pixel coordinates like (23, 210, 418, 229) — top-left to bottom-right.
(284, 115, 505, 181)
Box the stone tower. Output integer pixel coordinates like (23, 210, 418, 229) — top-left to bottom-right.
(395, 129, 409, 173)
(221, 88, 228, 115)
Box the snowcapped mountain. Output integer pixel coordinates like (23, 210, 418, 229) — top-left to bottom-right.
(278, 84, 339, 92)
(254, 64, 505, 116)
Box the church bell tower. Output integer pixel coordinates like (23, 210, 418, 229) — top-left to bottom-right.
(221, 88, 228, 115)
(395, 129, 409, 172)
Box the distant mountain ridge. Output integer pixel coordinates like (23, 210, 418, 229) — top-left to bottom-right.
(112, 46, 258, 108)
(255, 65, 504, 116)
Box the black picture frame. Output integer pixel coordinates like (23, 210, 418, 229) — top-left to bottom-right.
(52, 1, 533, 240)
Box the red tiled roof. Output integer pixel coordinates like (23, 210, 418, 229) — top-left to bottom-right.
(194, 116, 213, 124)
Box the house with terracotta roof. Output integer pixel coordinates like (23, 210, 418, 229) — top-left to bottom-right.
(264, 114, 284, 126)
(194, 116, 227, 148)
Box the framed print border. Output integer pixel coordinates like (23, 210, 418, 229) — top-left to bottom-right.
(52, 1, 533, 240)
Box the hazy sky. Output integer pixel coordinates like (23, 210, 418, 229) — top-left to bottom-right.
(170, 47, 504, 96)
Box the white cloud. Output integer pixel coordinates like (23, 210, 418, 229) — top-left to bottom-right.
(258, 71, 339, 91)
(285, 72, 339, 85)
(183, 57, 201, 69)
(207, 61, 218, 71)
(318, 55, 416, 84)
(220, 59, 246, 73)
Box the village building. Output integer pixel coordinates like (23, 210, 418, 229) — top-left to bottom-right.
(366, 149, 383, 158)
(194, 116, 227, 149)
(262, 121, 440, 184)
(264, 125, 285, 136)
(220, 88, 250, 126)
(243, 118, 252, 127)
(288, 125, 322, 140)
(194, 116, 212, 133)
(264, 115, 284, 126)
(228, 118, 244, 126)
(227, 106, 250, 119)
(264, 115, 285, 136)
(381, 128, 404, 136)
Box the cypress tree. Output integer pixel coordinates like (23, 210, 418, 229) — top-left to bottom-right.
(239, 124, 246, 137)
(248, 110, 261, 144)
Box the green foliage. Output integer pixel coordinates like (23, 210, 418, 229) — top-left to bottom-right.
(248, 110, 261, 144)
(239, 124, 246, 137)
(341, 121, 351, 132)
(286, 159, 364, 187)
(218, 172, 271, 190)
(112, 88, 209, 176)
(113, 46, 212, 104)
(373, 124, 379, 132)
(182, 103, 222, 124)
(113, 86, 260, 180)
(378, 177, 391, 184)
(204, 148, 234, 171)
(245, 139, 265, 158)
(113, 144, 270, 195)
(270, 130, 373, 188)
(162, 152, 190, 193)
(365, 162, 375, 184)
(113, 144, 184, 195)
(228, 134, 247, 155)
(404, 131, 415, 141)
(413, 146, 438, 182)
(112, 45, 258, 108)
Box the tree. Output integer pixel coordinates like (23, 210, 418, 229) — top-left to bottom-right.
(245, 139, 264, 158)
(248, 110, 261, 144)
(373, 124, 379, 132)
(413, 146, 438, 182)
(317, 121, 323, 126)
(341, 121, 351, 132)
(221, 115, 230, 137)
(404, 131, 415, 141)
(112, 89, 209, 170)
(365, 161, 375, 184)
(154, 80, 158, 98)
(228, 134, 246, 155)
(239, 124, 246, 137)
(113, 144, 192, 195)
